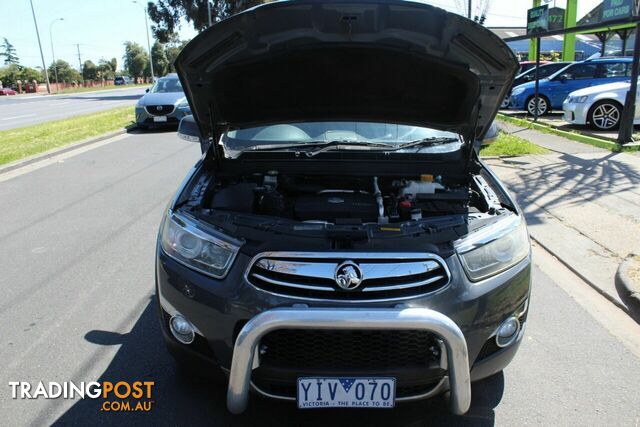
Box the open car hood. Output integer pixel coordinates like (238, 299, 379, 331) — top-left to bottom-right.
(175, 0, 517, 145)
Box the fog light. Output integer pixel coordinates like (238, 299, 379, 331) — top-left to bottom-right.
(495, 316, 520, 348)
(170, 314, 195, 344)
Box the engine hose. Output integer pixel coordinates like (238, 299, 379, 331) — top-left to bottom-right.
(373, 176, 387, 223)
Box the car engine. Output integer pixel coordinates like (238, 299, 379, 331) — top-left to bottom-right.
(208, 171, 475, 224)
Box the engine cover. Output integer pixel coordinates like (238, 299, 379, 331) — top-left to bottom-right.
(294, 192, 378, 222)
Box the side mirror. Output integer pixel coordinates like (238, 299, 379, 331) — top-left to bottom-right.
(178, 115, 202, 142)
(558, 74, 568, 82)
(178, 115, 209, 153)
(480, 121, 499, 146)
(145, 88, 149, 93)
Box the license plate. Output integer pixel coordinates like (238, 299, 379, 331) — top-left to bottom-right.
(153, 116, 167, 122)
(297, 377, 395, 409)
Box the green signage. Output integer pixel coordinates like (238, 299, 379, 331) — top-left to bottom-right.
(601, 0, 634, 22)
(548, 7, 565, 31)
(527, 5, 549, 35)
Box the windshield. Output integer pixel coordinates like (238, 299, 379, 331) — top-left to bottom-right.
(548, 63, 579, 80)
(150, 78, 183, 93)
(223, 122, 461, 156)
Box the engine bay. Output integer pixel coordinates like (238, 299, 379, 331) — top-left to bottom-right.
(205, 170, 499, 225)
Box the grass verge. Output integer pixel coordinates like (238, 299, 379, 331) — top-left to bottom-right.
(53, 84, 149, 95)
(497, 113, 640, 152)
(480, 131, 548, 157)
(0, 106, 134, 166)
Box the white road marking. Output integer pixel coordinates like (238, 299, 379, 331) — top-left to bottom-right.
(0, 133, 131, 183)
(1, 113, 36, 121)
(533, 244, 640, 359)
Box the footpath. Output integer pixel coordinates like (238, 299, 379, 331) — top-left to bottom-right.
(488, 121, 640, 316)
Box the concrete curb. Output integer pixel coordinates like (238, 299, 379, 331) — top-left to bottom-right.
(530, 236, 633, 315)
(0, 127, 134, 175)
(615, 254, 640, 313)
(496, 113, 636, 152)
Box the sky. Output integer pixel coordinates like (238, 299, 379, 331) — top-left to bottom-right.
(2, 0, 602, 71)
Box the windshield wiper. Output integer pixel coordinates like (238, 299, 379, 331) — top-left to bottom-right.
(392, 137, 460, 151)
(247, 139, 390, 154)
(243, 137, 458, 156)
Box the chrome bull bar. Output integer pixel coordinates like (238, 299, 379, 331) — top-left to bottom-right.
(227, 307, 471, 415)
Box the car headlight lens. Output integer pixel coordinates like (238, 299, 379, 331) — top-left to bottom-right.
(567, 95, 588, 103)
(160, 212, 242, 278)
(456, 216, 530, 281)
(511, 86, 526, 97)
(177, 99, 190, 109)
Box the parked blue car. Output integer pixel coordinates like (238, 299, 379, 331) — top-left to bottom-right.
(509, 57, 632, 115)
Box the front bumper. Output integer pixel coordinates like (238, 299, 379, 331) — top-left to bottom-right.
(509, 93, 527, 110)
(562, 100, 589, 125)
(157, 242, 531, 413)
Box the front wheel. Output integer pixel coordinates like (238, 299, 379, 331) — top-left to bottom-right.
(588, 100, 622, 130)
(500, 96, 510, 109)
(526, 95, 550, 116)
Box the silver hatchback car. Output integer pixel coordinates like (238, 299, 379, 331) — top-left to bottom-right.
(135, 74, 191, 129)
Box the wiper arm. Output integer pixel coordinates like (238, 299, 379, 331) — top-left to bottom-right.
(393, 137, 460, 150)
(303, 140, 391, 157)
(247, 139, 389, 154)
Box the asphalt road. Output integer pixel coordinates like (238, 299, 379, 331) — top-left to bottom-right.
(0, 86, 145, 130)
(0, 130, 639, 426)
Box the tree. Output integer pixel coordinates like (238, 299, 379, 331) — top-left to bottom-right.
(97, 58, 116, 80)
(83, 60, 98, 80)
(0, 38, 19, 65)
(123, 41, 149, 79)
(151, 41, 170, 76)
(148, 0, 266, 42)
(165, 39, 189, 72)
(20, 66, 42, 82)
(0, 64, 41, 86)
(48, 60, 81, 83)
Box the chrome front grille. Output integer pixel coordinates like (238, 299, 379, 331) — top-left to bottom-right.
(245, 252, 450, 301)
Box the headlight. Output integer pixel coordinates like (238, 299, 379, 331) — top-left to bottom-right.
(160, 211, 242, 279)
(177, 100, 190, 109)
(567, 95, 588, 103)
(455, 216, 530, 281)
(511, 87, 526, 97)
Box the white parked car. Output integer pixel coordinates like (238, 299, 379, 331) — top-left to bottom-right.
(562, 80, 638, 130)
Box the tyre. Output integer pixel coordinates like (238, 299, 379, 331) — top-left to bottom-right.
(500, 96, 510, 109)
(526, 95, 550, 116)
(588, 100, 622, 130)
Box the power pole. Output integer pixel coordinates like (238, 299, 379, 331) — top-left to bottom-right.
(74, 44, 83, 78)
(29, 0, 51, 94)
(207, 1, 212, 27)
(468, 0, 471, 19)
(132, 1, 155, 82)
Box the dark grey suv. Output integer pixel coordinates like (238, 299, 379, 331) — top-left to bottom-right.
(156, 0, 530, 415)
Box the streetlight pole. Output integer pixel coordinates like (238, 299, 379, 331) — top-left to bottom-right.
(133, 1, 155, 82)
(49, 18, 64, 92)
(29, 0, 51, 94)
